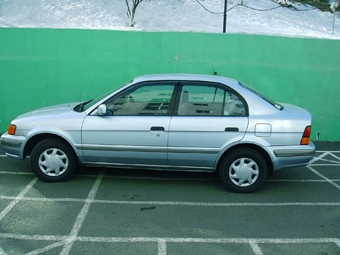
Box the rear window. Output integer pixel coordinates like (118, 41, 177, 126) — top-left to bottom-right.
(239, 82, 284, 110)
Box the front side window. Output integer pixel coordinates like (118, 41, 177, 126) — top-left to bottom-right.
(178, 84, 246, 116)
(105, 84, 175, 116)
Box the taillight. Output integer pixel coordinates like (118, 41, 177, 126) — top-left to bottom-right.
(8, 124, 17, 135)
(300, 125, 311, 145)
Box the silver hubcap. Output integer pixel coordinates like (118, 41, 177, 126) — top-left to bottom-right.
(38, 148, 69, 176)
(229, 158, 259, 187)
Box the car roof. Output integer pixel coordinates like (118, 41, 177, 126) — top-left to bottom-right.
(132, 73, 239, 85)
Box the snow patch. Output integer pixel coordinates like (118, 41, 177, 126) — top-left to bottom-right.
(0, 0, 339, 39)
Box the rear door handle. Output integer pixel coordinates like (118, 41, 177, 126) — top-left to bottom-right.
(151, 126, 165, 131)
(225, 127, 239, 132)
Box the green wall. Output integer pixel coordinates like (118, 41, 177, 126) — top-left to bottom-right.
(0, 28, 339, 140)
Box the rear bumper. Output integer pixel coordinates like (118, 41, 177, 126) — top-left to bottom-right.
(274, 148, 315, 157)
(269, 142, 316, 170)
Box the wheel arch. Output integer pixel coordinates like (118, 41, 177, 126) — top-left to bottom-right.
(216, 143, 273, 174)
(23, 133, 79, 160)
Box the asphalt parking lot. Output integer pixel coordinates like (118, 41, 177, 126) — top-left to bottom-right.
(0, 142, 339, 255)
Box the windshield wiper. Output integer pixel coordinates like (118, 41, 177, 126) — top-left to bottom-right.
(74, 100, 93, 112)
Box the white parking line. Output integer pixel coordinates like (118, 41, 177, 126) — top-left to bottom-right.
(0, 151, 339, 254)
(1, 234, 339, 245)
(331, 153, 340, 161)
(90, 200, 340, 207)
(0, 247, 6, 255)
(26, 241, 67, 255)
(0, 234, 339, 255)
(309, 152, 340, 165)
(268, 179, 340, 182)
(60, 169, 105, 255)
(335, 239, 340, 248)
(309, 152, 328, 164)
(0, 171, 33, 175)
(1, 195, 339, 207)
(309, 164, 340, 166)
(249, 241, 263, 255)
(0, 177, 38, 221)
(0, 233, 65, 241)
(308, 166, 340, 190)
(158, 239, 167, 255)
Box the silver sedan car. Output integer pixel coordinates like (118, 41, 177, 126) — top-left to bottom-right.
(0, 74, 315, 193)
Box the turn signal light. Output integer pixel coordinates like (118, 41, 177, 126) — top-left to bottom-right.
(8, 124, 17, 135)
(300, 125, 311, 145)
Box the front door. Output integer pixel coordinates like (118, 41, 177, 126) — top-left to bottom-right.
(81, 81, 177, 167)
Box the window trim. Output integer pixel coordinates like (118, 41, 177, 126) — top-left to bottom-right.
(173, 81, 249, 117)
(91, 80, 179, 116)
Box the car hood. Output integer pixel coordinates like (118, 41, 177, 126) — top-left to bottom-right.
(17, 102, 80, 119)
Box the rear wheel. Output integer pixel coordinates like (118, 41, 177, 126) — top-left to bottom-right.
(30, 139, 77, 182)
(219, 148, 268, 193)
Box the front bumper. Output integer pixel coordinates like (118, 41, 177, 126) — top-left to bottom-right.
(0, 133, 26, 159)
(270, 142, 316, 170)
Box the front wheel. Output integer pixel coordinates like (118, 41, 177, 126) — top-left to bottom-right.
(219, 148, 268, 193)
(30, 139, 77, 182)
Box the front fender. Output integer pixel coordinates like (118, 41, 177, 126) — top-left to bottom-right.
(24, 127, 82, 159)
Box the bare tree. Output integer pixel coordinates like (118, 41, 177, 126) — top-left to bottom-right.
(125, 0, 144, 27)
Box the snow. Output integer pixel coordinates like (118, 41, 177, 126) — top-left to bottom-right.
(0, 0, 339, 39)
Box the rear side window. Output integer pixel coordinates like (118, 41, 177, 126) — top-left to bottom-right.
(239, 82, 283, 110)
(178, 83, 246, 116)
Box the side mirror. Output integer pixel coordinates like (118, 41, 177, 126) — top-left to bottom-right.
(97, 104, 107, 116)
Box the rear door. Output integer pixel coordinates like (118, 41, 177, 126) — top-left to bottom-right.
(168, 81, 249, 170)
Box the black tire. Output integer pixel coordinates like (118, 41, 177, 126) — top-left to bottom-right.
(219, 148, 268, 193)
(30, 139, 77, 182)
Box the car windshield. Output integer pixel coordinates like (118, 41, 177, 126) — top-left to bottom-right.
(239, 82, 284, 110)
(74, 81, 131, 112)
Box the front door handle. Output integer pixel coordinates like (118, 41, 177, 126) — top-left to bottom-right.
(151, 126, 165, 131)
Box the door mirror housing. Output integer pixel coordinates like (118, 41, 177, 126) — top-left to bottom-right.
(97, 104, 107, 116)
